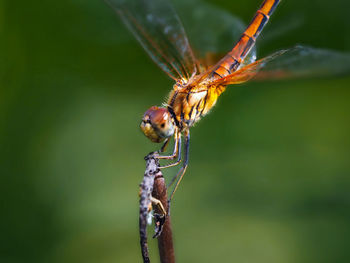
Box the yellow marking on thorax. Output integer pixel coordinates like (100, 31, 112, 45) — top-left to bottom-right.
(167, 85, 226, 128)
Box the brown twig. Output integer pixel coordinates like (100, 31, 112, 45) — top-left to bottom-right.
(139, 152, 175, 263)
(153, 174, 175, 263)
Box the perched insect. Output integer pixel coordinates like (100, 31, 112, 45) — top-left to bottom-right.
(107, 0, 350, 201)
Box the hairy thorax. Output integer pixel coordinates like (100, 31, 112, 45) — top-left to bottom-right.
(167, 83, 226, 129)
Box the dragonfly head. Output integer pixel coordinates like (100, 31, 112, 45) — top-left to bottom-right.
(140, 106, 175, 143)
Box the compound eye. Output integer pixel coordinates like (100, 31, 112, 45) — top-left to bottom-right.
(146, 107, 169, 125)
(140, 106, 175, 142)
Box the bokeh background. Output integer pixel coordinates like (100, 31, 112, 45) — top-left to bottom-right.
(1, 0, 350, 262)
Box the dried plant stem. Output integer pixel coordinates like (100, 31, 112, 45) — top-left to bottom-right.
(139, 154, 158, 263)
(153, 174, 175, 263)
(140, 152, 175, 263)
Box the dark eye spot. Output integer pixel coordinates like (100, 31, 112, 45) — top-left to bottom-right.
(161, 123, 165, 128)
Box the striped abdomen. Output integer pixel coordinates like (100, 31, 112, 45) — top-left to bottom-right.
(211, 0, 280, 80)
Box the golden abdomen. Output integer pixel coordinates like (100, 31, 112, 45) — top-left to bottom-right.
(167, 85, 226, 128)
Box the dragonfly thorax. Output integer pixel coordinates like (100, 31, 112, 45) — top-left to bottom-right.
(140, 106, 175, 143)
(167, 85, 226, 128)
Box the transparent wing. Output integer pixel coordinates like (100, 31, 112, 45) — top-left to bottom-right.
(173, 0, 256, 71)
(254, 46, 350, 81)
(106, 0, 197, 81)
(211, 46, 350, 85)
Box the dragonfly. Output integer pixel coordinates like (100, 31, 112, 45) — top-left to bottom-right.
(106, 0, 350, 202)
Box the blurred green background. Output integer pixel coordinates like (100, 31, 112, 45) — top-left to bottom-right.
(1, 0, 350, 262)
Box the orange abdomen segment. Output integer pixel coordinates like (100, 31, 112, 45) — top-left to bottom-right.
(211, 0, 280, 79)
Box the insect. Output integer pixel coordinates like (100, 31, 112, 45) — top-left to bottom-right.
(107, 0, 350, 202)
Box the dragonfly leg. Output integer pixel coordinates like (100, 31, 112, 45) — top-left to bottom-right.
(159, 138, 170, 153)
(157, 130, 181, 161)
(168, 130, 190, 203)
(159, 135, 182, 169)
